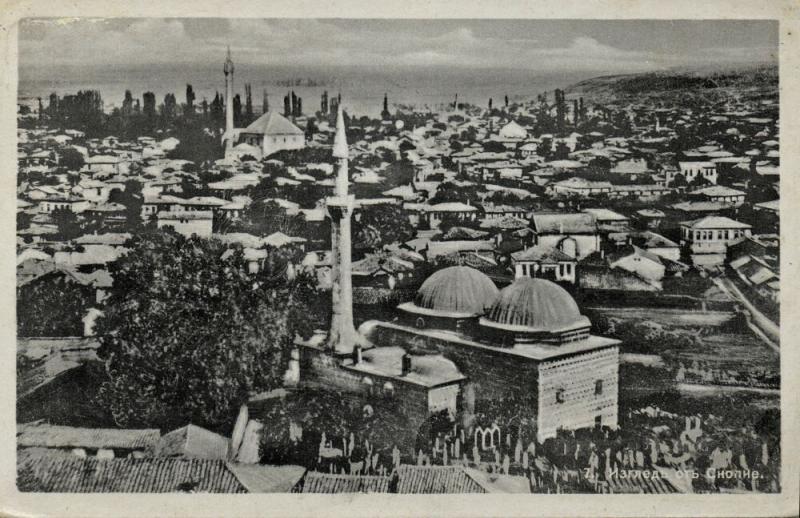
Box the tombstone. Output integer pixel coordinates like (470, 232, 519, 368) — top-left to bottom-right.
(443, 447, 449, 466)
(762, 441, 769, 466)
(635, 450, 645, 468)
(514, 441, 522, 464)
(522, 451, 529, 470)
(454, 438, 461, 459)
(473, 445, 481, 466)
(502, 455, 510, 475)
(417, 449, 424, 465)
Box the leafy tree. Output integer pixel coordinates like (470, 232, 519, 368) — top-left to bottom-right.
(17, 212, 33, 231)
(108, 180, 144, 232)
(429, 181, 483, 206)
(59, 148, 85, 172)
(17, 273, 94, 336)
(51, 207, 82, 241)
(94, 231, 316, 430)
(241, 200, 307, 237)
(482, 141, 507, 153)
(353, 204, 415, 251)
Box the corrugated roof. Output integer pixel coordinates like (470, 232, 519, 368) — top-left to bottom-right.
(17, 448, 247, 493)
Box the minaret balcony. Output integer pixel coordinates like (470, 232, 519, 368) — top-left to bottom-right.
(326, 194, 355, 218)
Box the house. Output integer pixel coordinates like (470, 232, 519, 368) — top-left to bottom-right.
(665, 161, 718, 185)
(629, 231, 680, 262)
(606, 246, 666, 289)
(510, 245, 577, 283)
(157, 211, 213, 238)
(17, 447, 306, 493)
(498, 120, 528, 140)
(39, 195, 89, 214)
(84, 155, 130, 176)
(691, 185, 746, 206)
(531, 213, 600, 260)
(235, 111, 305, 158)
(680, 216, 752, 267)
(17, 422, 159, 459)
(609, 158, 650, 180)
(609, 184, 673, 201)
(582, 208, 629, 231)
(550, 177, 613, 197)
(423, 202, 478, 228)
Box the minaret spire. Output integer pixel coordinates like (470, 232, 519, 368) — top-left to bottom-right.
(223, 47, 235, 158)
(326, 103, 360, 355)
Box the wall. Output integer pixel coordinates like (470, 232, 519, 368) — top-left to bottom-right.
(536, 346, 619, 442)
(579, 266, 659, 291)
(263, 134, 305, 158)
(156, 217, 212, 238)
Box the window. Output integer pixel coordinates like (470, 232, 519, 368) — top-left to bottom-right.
(555, 388, 565, 404)
(415, 317, 426, 329)
(595, 380, 604, 395)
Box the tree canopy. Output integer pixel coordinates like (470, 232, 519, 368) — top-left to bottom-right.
(94, 230, 320, 430)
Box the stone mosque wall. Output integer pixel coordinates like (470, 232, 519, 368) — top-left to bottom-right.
(536, 346, 619, 442)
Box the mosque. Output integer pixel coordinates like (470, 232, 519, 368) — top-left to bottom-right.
(222, 49, 305, 160)
(291, 101, 620, 445)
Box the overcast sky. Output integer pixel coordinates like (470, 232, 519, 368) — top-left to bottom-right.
(19, 18, 778, 73)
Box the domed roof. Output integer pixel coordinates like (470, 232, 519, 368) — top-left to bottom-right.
(481, 278, 590, 333)
(400, 266, 499, 318)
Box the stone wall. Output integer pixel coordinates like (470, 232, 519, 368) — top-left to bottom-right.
(536, 346, 619, 441)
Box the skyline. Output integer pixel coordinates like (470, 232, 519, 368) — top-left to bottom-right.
(20, 18, 778, 74)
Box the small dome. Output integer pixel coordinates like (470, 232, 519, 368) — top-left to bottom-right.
(481, 278, 589, 333)
(401, 266, 499, 318)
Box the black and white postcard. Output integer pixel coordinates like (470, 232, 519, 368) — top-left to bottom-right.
(1, 1, 798, 516)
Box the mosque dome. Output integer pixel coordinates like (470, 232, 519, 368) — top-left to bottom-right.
(480, 277, 590, 334)
(398, 266, 499, 318)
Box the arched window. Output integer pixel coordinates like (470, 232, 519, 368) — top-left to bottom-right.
(383, 381, 394, 396)
(595, 380, 604, 395)
(415, 317, 426, 329)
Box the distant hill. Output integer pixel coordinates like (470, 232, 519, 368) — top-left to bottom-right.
(565, 63, 778, 104)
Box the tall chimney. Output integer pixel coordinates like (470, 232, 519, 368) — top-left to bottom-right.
(401, 353, 412, 376)
(326, 103, 360, 355)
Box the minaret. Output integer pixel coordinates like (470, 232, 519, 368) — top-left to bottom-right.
(326, 104, 360, 355)
(223, 46, 235, 157)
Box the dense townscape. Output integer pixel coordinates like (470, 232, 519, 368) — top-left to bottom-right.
(16, 48, 780, 494)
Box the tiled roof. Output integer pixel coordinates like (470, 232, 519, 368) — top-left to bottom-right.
(395, 465, 486, 494)
(17, 448, 247, 493)
(241, 111, 304, 136)
(299, 472, 390, 493)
